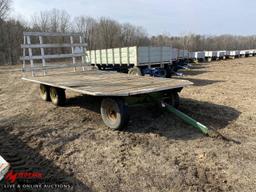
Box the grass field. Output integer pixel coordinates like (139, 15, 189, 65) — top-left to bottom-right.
(0, 57, 256, 191)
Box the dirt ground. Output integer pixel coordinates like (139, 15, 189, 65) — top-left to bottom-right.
(0, 57, 256, 192)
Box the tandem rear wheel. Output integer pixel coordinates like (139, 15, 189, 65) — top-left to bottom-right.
(39, 84, 50, 101)
(39, 85, 180, 130)
(39, 84, 66, 106)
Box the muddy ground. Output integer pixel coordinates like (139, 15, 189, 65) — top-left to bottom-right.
(0, 57, 256, 192)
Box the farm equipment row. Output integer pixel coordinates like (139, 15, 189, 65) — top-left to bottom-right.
(86, 46, 256, 77)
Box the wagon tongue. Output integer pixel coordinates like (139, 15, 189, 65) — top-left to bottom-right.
(160, 101, 241, 144)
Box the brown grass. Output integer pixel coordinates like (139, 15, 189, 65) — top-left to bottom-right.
(0, 57, 256, 191)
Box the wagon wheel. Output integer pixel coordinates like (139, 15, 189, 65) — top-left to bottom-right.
(128, 67, 143, 76)
(101, 98, 129, 130)
(165, 68, 172, 78)
(165, 92, 180, 108)
(39, 84, 50, 101)
(159, 69, 168, 78)
(49, 87, 66, 106)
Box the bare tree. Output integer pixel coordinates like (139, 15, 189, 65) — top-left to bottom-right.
(97, 17, 122, 48)
(31, 11, 50, 31)
(0, 19, 25, 65)
(1, 6, 256, 65)
(0, 0, 11, 20)
(32, 9, 71, 33)
(74, 16, 98, 49)
(120, 24, 149, 46)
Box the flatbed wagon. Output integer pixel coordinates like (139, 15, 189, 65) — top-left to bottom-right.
(21, 32, 192, 130)
(22, 70, 192, 129)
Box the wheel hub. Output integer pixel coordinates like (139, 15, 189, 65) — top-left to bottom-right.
(107, 107, 117, 123)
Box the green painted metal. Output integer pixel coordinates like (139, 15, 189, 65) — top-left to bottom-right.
(125, 93, 164, 106)
(125, 93, 209, 135)
(164, 104, 209, 134)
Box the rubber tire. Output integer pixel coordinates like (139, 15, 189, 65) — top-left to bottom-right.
(40, 84, 50, 101)
(168, 92, 180, 108)
(49, 87, 66, 106)
(128, 67, 143, 76)
(159, 69, 167, 78)
(165, 68, 172, 78)
(101, 98, 129, 130)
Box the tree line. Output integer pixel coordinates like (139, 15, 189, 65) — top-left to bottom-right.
(1, 0, 256, 65)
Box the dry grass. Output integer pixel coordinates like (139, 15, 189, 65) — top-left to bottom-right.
(0, 57, 256, 191)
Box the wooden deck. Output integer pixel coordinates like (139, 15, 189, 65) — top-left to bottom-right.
(22, 70, 192, 96)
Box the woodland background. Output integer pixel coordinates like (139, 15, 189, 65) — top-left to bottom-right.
(1, 0, 256, 65)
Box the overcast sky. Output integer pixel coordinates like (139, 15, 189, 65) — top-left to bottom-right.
(12, 0, 256, 36)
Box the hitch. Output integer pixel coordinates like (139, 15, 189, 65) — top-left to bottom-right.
(161, 101, 241, 144)
(161, 101, 209, 134)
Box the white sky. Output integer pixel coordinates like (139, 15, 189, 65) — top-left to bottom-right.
(12, 0, 256, 36)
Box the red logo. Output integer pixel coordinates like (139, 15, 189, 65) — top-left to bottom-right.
(5, 170, 43, 183)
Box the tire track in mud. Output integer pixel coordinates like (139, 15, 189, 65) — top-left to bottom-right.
(0, 127, 91, 192)
(0, 127, 59, 178)
(0, 72, 38, 119)
(173, 151, 232, 192)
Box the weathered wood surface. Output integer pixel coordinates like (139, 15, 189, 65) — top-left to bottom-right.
(21, 32, 87, 76)
(21, 43, 87, 49)
(23, 32, 83, 37)
(21, 53, 85, 61)
(22, 70, 193, 96)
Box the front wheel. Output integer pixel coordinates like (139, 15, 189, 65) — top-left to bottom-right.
(100, 98, 129, 130)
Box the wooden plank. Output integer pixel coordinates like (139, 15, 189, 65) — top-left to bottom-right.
(127, 47, 130, 65)
(22, 36, 26, 70)
(79, 36, 85, 71)
(69, 80, 190, 94)
(39, 36, 47, 75)
(112, 49, 115, 64)
(22, 71, 193, 96)
(21, 53, 84, 60)
(119, 48, 122, 65)
(21, 43, 87, 49)
(23, 32, 83, 37)
(27, 72, 129, 84)
(134, 46, 138, 66)
(70, 36, 76, 72)
(26, 36, 35, 76)
(31, 70, 180, 86)
(22, 76, 191, 96)
(22, 63, 88, 72)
